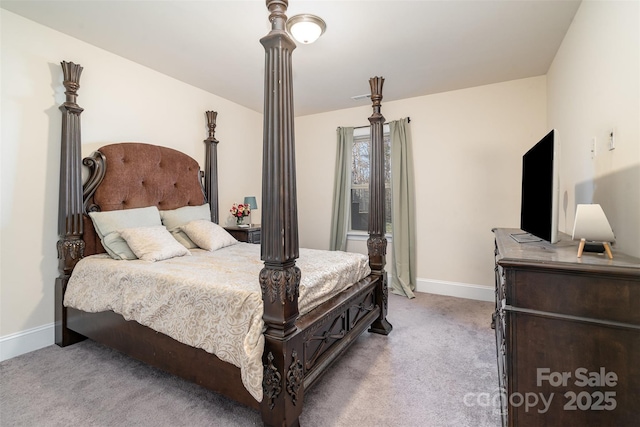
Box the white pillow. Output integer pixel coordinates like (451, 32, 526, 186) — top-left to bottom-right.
(118, 226, 190, 262)
(89, 206, 162, 260)
(160, 204, 211, 249)
(181, 220, 238, 252)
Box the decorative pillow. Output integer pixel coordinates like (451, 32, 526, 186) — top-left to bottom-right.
(160, 203, 211, 249)
(118, 226, 190, 262)
(89, 206, 162, 260)
(181, 220, 238, 252)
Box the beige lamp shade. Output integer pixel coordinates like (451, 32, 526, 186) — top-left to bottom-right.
(572, 204, 615, 242)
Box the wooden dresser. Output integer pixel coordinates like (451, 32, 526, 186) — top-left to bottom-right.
(492, 228, 640, 427)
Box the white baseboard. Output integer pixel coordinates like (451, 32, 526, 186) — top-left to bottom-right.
(416, 278, 494, 302)
(0, 323, 54, 362)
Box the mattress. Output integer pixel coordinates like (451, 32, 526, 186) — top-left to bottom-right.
(64, 242, 370, 401)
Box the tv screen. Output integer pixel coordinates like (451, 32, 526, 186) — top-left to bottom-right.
(519, 129, 560, 243)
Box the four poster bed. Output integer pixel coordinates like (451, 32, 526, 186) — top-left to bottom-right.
(55, 2, 392, 426)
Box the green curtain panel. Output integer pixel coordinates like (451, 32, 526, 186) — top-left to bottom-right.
(329, 127, 353, 251)
(390, 118, 416, 298)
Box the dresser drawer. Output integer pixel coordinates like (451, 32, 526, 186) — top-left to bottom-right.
(507, 268, 640, 325)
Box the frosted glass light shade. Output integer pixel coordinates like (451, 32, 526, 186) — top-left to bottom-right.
(572, 204, 615, 242)
(286, 14, 326, 44)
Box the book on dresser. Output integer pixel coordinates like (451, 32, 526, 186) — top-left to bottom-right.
(492, 228, 640, 427)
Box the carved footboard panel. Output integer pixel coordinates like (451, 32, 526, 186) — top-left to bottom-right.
(298, 276, 380, 390)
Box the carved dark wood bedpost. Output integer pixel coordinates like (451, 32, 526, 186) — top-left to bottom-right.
(56, 61, 86, 346)
(259, 1, 304, 426)
(367, 77, 393, 335)
(204, 110, 219, 223)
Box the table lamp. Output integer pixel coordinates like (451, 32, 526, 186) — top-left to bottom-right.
(572, 204, 615, 259)
(244, 196, 258, 226)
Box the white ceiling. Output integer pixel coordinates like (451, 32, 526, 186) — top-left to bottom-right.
(2, 0, 581, 116)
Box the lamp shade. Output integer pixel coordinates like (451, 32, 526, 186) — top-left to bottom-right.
(244, 196, 258, 210)
(572, 204, 615, 242)
(286, 14, 326, 44)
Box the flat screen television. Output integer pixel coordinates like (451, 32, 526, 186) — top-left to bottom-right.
(516, 129, 560, 243)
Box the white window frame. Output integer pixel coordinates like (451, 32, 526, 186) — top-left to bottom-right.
(347, 125, 392, 240)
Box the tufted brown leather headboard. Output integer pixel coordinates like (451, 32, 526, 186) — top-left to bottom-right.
(82, 142, 206, 256)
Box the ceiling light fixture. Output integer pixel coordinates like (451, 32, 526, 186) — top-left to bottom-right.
(286, 14, 326, 44)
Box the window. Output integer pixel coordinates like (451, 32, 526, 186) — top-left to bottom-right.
(350, 125, 392, 233)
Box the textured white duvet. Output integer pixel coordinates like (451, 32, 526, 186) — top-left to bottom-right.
(64, 242, 370, 401)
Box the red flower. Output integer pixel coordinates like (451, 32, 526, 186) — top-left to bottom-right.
(230, 203, 250, 218)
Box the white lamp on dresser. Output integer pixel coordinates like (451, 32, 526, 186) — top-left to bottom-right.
(572, 203, 615, 259)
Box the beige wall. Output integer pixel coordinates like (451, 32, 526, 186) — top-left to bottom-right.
(296, 76, 548, 289)
(0, 11, 262, 341)
(547, 0, 640, 257)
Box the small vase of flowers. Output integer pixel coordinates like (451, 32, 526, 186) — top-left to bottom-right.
(230, 203, 251, 225)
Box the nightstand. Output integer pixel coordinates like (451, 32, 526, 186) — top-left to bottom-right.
(224, 225, 261, 244)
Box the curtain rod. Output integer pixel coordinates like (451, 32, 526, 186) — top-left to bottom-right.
(349, 117, 411, 130)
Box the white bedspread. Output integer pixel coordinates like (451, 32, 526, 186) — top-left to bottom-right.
(64, 243, 370, 401)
